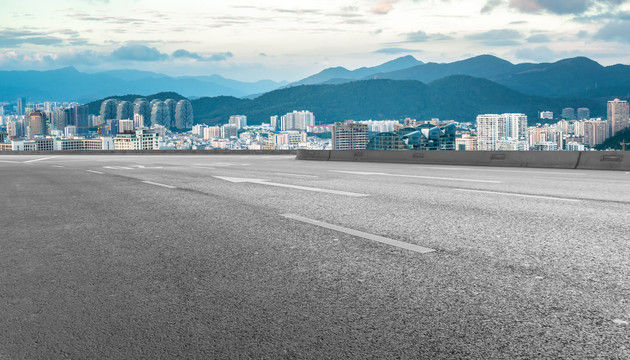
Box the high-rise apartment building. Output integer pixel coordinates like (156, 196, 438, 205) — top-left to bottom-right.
(476, 113, 527, 150)
(221, 124, 239, 138)
(119, 119, 134, 133)
(27, 110, 47, 138)
(204, 126, 221, 139)
(562, 108, 576, 120)
(270, 116, 278, 130)
(607, 98, 629, 136)
(133, 113, 144, 129)
(583, 119, 610, 147)
(229, 115, 247, 129)
(527, 127, 564, 150)
(16, 97, 26, 116)
(280, 111, 314, 131)
(332, 120, 369, 150)
(577, 108, 590, 120)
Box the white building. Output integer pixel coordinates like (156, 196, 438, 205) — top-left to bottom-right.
(280, 110, 315, 131)
(476, 113, 527, 150)
(203, 126, 221, 139)
(229, 115, 247, 129)
(119, 119, 134, 133)
(114, 129, 158, 150)
(540, 111, 553, 120)
(133, 113, 144, 129)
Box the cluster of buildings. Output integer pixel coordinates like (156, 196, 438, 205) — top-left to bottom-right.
(189, 112, 322, 150)
(1, 96, 628, 152)
(471, 99, 629, 151)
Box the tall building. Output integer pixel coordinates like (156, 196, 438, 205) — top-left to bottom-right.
(270, 116, 278, 130)
(119, 119, 134, 133)
(27, 110, 47, 137)
(280, 110, 314, 131)
(116, 101, 134, 120)
(100, 99, 118, 121)
(476, 113, 527, 150)
(221, 124, 239, 138)
(203, 126, 221, 139)
(228, 115, 247, 129)
(174, 100, 193, 129)
(607, 98, 629, 136)
(164, 99, 177, 128)
(577, 108, 590, 120)
(133, 113, 144, 129)
(332, 120, 369, 150)
(16, 97, 26, 116)
(134, 99, 151, 127)
(527, 127, 564, 150)
(151, 101, 171, 128)
(192, 124, 207, 136)
(583, 119, 610, 147)
(74, 105, 89, 135)
(562, 108, 575, 120)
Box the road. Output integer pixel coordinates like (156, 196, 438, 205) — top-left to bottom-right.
(1, 154, 629, 359)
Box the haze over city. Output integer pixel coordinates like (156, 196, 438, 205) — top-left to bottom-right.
(3, 0, 630, 80)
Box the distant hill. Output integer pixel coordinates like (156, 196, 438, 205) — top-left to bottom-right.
(0, 67, 285, 102)
(286, 55, 423, 87)
(596, 128, 630, 150)
(186, 77, 603, 125)
(372, 55, 630, 99)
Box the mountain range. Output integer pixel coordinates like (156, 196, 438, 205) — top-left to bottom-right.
(0, 67, 287, 103)
(86, 76, 604, 126)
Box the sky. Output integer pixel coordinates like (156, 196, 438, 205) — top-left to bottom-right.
(1, 0, 630, 81)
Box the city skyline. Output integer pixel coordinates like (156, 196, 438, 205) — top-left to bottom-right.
(2, 0, 630, 81)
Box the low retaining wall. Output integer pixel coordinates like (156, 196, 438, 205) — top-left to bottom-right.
(576, 151, 630, 171)
(0, 150, 297, 156)
(297, 150, 630, 171)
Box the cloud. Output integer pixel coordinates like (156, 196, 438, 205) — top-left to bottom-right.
(514, 45, 581, 62)
(172, 49, 234, 62)
(481, 0, 630, 15)
(593, 19, 630, 42)
(402, 30, 452, 43)
(112, 44, 168, 61)
(481, 0, 503, 13)
(526, 33, 551, 42)
(370, 0, 399, 14)
(0, 28, 91, 48)
(374, 47, 423, 54)
(465, 29, 524, 46)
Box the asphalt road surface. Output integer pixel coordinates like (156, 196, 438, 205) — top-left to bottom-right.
(1, 154, 629, 359)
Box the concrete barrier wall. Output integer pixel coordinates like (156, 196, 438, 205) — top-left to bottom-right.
(576, 151, 630, 170)
(295, 150, 330, 161)
(299, 150, 630, 171)
(0, 150, 297, 156)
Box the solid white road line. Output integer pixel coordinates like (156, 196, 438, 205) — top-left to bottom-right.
(23, 156, 59, 163)
(281, 214, 435, 254)
(454, 189, 581, 202)
(191, 166, 217, 170)
(274, 173, 319, 178)
(332, 170, 502, 184)
(142, 180, 177, 189)
(0, 160, 21, 164)
(52, 165, 64, 168)
(86, 170, 104, 174)
(214, 176, 369, 197)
